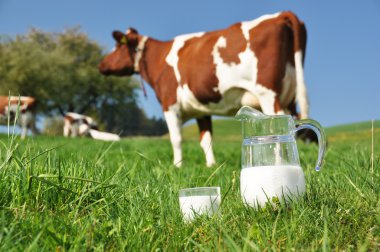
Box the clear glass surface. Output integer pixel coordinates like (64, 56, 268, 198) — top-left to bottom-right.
(179, 187, 221, 222)
(236, 106, 327, 208)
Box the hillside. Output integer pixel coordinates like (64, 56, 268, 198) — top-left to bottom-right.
(325, 120, 380, 135)
(180, 119, 380, 142)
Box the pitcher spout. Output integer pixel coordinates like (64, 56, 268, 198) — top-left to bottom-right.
(235, 106, 269, 121)
(235, 106, 294, 138)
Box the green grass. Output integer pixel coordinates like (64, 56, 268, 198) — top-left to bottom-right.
(180, 118, 241, 141)
(325, 120, 380, 135)
(0, 119, 379, 251)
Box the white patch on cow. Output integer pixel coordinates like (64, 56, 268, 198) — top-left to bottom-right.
(79, 124, 90, 136)
(134, 36, 148, 72)
(164, 108, 183, 167)
(255, 84, 278, 115)
(240, 91, 261, 108)
(165, 32, 205, 83)
(294, 50, 309, 119)
(212, 36, 258, 94)
(176, 84, 225, 117)
(66, 112, 94, 126)
(240, 13, 281, 41)
(175, 84, 254, 118)
(240, 91, 260, 108)
(177, 85, 203, 115)
(200, 131, 216, 167)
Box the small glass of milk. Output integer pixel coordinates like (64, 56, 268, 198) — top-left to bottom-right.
(179, 187, 221, 222)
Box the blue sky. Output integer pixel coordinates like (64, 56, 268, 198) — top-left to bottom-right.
(0, 0, 379, 127)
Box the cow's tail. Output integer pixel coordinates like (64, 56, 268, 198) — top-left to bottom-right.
(282, 12, 309, 119)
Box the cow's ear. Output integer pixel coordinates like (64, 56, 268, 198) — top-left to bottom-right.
(127, 27, 139, 35)
(112, 31, 127, 44)
(126, 27, 139, 47)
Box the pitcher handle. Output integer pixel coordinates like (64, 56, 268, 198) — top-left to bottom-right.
(295, 119, 327, 171)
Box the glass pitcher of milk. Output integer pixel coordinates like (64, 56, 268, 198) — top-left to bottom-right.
(235, 106, 326, 208)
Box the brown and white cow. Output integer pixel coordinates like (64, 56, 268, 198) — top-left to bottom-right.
(63, 112, 97, 138)
(64, 112, 120, 141)
(0, 96, 38, 139)
(99, 11, 309, 167)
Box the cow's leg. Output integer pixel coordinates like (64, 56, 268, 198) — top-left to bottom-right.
(63, 118, 71, 137)
(255, 84, 285, 116)
(196, 116, 216, 167)
(71, 122, 79, 138)
(164, 110, 183, 167)
(19, 113, 28, 139)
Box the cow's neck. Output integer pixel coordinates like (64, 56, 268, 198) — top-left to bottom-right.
(137, 37, 173, 91)
(134, 36, 148, 73)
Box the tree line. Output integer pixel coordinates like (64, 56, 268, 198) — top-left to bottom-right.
(0, 27, 167, 136)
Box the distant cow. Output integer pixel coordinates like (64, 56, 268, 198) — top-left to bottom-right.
(64, 112, 120, 141)
(99, 11, 309, 167)
(0, 96, 38, 139)
(63, 112, 97, 138)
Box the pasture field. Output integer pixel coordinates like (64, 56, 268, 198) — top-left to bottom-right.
(0, 120, 379, 251)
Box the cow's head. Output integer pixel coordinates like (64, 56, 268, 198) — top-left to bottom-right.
(98, 28, 140, 76)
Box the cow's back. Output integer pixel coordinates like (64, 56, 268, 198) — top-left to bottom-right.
(167, 12, 304, 118)
(0, 97, 9, 115)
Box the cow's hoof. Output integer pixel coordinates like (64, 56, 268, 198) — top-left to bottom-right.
(206, 162, 216, 168)
(174, 160, 182, 168)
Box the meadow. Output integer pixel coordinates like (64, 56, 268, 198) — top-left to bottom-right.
(0, 120, 379, 251)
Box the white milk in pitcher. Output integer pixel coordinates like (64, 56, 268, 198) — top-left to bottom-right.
(179, 195, 220, 221)
(240, 165, 305, 208)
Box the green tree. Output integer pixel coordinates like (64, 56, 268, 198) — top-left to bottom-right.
(0, 27, 167, 136)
